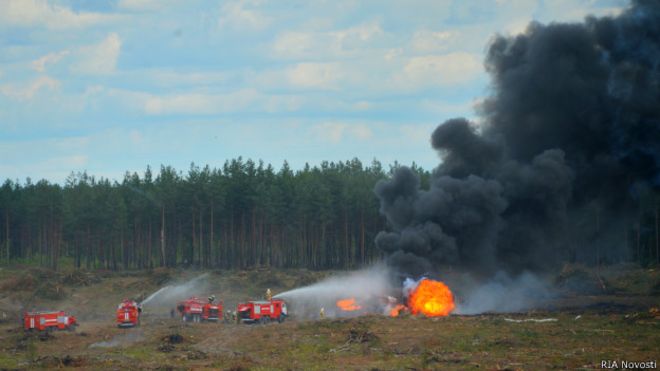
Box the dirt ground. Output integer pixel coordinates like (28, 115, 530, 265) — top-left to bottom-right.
(0, 265, 658, 370)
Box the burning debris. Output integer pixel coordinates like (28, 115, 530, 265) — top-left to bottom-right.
(336, 298, 362, 312)
(388, 303, 407, 317)
(275, 265, 395, 319)
(277, 266, 457, 319)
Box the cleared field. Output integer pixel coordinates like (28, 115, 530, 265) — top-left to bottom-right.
(0, 266, 657, 370)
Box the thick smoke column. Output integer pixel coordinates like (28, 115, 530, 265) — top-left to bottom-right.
(376, 0, 660, 277)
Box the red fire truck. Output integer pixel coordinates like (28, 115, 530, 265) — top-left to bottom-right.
(176, 296, 222, 322)
(237, 299, 287, 324)
(23, 311, 78, 332)
(116, 299, 141, 327)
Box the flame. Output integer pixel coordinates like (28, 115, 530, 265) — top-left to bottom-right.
(407, 278, 455, 317)
(336, 298, 362, 311)
(389, 304, 406, 317)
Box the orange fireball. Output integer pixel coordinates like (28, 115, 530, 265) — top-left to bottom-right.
(408, 278, 455, 317)
(336, 298, 362, 311)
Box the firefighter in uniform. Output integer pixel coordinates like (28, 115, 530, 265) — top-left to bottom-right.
(266, 288, 272, 301)
(319, 307, 325, 319)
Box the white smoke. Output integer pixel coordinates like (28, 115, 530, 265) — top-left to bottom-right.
(453, 271, 554, 314)
(90, 330, 144, 348)
(140, 273, 210, 308)
(402, 277, 419, 297)
(274, 265, 397, 319)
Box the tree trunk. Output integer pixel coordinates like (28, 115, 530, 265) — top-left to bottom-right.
(344, 211, 349, 269)
(199, 209, 203, 267)
(148, 222, 153, 269)
(191, 210, 196, 266)
(160, 206, 166, 267)
(86, 226, 91, 270)
(360, 210, 365, 265)
(5, 210, 9, 262)
(210, 204, 215, 268)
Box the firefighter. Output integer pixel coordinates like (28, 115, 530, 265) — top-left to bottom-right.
(265, 288, 272, 301)
(319, 307, 325, 319)
(224, 310, 231, 323)
(232, 310, 238, 324)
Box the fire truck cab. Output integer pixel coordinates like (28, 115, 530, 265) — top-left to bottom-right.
(23, 311, 78, 332)
(176, 297, 222, 322)
(237, 299, 287, 324)
(116, 299, 141, 327)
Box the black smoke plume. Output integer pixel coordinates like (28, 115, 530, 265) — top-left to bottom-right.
(376, 0, 660, 277)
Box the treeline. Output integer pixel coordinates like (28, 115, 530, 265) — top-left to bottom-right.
(0, 158, 430, 271)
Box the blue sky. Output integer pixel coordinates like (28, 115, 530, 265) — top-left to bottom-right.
(0, 0, 626, 183)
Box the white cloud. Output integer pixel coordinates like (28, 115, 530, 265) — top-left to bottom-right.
(129, 129, 143, 145)
(272, 31, 316, 57)
(504, 18, 533, 35)
(32, 50, 70, 72)
(0, 135, 91, 182)
(335, 21, 383, 44)
(71, 33, 122, 75)
(262, 94, 303, 113)
(312, 122, 373, 143)
(540, 0, 624, 23)
(400, 123, 436, 143)
(353, 101, 370, 110)
(384, 48, 403, 61)
(143, 89, 260, 115)
(272, 21, 383, 59)
(418, 98, 475, 116)
(219, 0, 270, 31)
(141, 70, 232, 87)
(398, 52, 482, 88)
(286, 63, 344, 89)
(117, 0, 165, 11)
(411, 30, 458, 53)
(0, 0, 117, 29)
(350, 124, 373, 140)
(0, 154, 88, 183)
(85, 85, 304, 115)
(0, 76, 60, 101)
